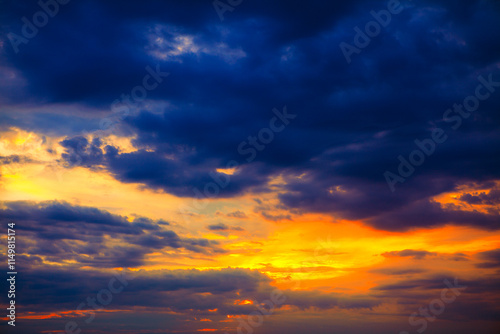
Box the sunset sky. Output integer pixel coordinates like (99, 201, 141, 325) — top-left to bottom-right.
(1, 0, 500, 333)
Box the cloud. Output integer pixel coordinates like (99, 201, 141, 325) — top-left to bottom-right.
(1, 0, 500, 235)
(370, 268, 427, 276)
(6, 265, 379, 316)
(458, 188, 500, 205)
(0, 200, 225, 268)
(226, 210, 248, 219)
(382, 249, 438, 260)
(260, 211, 293, 222)
(368, 200, 500, 231)
(371, 275, 500, 322)
(0, 154, 35, 164)
(60, 136, 104, 167)
(207, 223, 244, 231)
(475, 248, 500, 268)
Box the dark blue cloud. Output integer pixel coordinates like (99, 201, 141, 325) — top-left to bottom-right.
(0, 154, 34, 165)
(207, 222, 244, 231)
(371, 275, 500, 322)
(459, 187, 500, 205)
(0, 201, 225, 267)
(0, 264, 377, 317)
(1, 0, 499, 232)
(382, 249, 438, 260)
(476, 248, 500, 268)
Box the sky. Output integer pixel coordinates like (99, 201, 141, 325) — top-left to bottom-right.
(0, 0, 500, 333)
